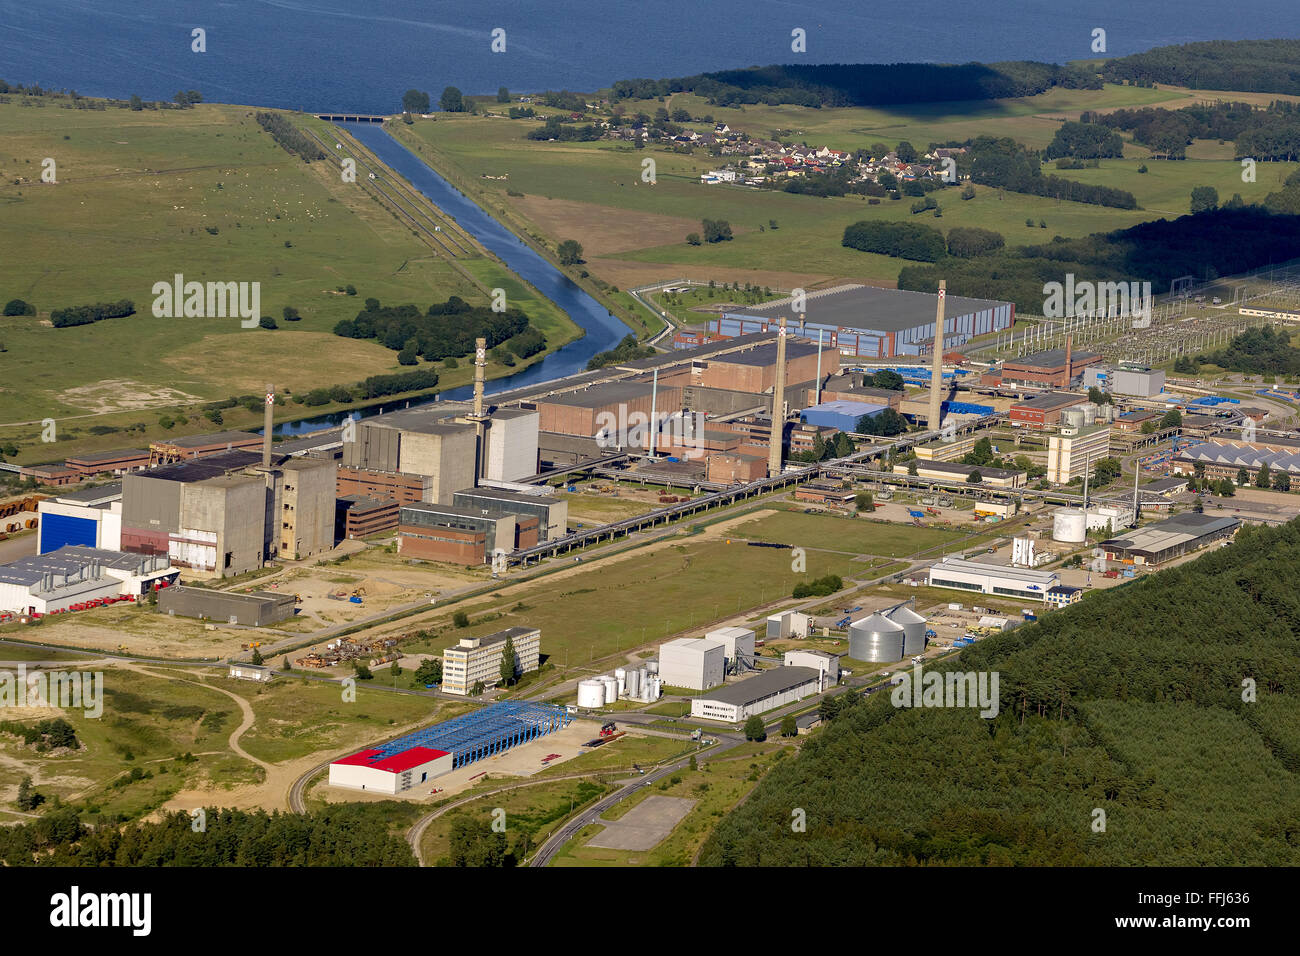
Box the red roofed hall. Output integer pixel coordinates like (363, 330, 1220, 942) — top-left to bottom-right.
(329, 745, 453, 794)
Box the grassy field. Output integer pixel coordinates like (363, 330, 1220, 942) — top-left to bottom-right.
(1049, 156, 1299, 217)
(0, 666, 252, 824)
(420, 777, 612, 865)
(396, 533, 869, 669)
(232, 675, 462, 763)
(550, 741, 789, 866)
(0, 95, 580, 462)
(726, 509, 975, 557)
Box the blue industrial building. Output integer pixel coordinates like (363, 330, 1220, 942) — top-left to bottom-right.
(367, 701, 573, 771)
(708, 284, 1013, 358)
(801, 400, 886, 433)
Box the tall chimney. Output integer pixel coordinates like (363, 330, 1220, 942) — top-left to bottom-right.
(263, 383, 274, 468)
(472, 337, 487, 480)
(1064, 334, 1073, 389)
(928, 281, 945, 431)
(648, 367, 659, 458)
(767, 316, 788, 478)
(813, 326, 824, 406)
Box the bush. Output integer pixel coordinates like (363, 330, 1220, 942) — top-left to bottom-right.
(842, 221, 945, 261)
(3, 298, 35, 316)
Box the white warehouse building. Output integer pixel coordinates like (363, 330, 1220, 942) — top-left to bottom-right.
(927, 556, 1059, 601)
(704, 626, 755, 667)
(328, 746, 453, 794)
(659, 637, 725, 691)
(691, 666, 823, 722)
(37, 483, 123, 554)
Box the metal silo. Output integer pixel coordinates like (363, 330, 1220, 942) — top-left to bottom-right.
(601, 675, 618, 703)
(886, 605, 928, 656)
(614, 667, 626, 696)
(626, 668, 640, 698)
(849, 613, 905, 662)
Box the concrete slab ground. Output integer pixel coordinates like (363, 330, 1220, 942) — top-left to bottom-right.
(587, 795, 696, 851)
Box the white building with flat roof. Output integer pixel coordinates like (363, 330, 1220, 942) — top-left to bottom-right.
(704, 626, 755, 667)
(1047, 424, 1112, 484)
(329, 746, 453, 794)
(442, 626, 541, 695)
(691, 666, 822, 722)
(783, 649, 840, 685)
(659, 637, 725, 691)
(927, 556, 1059, 601)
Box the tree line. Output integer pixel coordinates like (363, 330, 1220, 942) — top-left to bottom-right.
(898, 207, 1300, 313)
(50, 299, 135, 328)
(1100, 39, 1300, 96)
(255, 111, 326, 162)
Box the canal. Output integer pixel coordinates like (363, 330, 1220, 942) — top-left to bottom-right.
(274, 121, 633, 435)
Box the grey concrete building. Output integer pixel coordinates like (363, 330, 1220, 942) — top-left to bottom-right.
(159, 585, 297, 626)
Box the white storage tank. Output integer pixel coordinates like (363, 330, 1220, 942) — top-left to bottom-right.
(577, 679, 606, 709)
(646, 659, 659, 675)
(1053, 508, 1087, 543)
(1062, 407, 1086, 429)
(601, 675, 618, 703)
(615, 667, 626, 695)
(625, 668, 641, 698)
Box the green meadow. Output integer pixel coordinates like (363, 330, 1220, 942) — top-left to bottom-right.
(0, 96, 579, 459)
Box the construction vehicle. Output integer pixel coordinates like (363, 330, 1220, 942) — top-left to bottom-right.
(925, 507, 941, 517)
(599, 721, 617, 737)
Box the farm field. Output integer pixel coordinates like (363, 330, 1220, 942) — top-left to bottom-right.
(0, 96, 579, 461)
(394, 83, 1248, 296)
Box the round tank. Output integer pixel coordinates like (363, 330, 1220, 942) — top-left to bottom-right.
(887, 605, 928, 656)
(646, 660, 659, 675)
(1053, 508, 1087, 543)
(1062, 407, 1086, 428)
(849, 613, 905, 662)
(577, 679, 605, 709)
(601, 675, 618, 703)
(625, 668, 640, 698)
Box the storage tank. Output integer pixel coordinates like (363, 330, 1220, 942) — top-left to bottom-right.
(615, 667, 626, 695)
(625, 668, 641, 698)
(601, 675, 618, 703)
(646, 659, 658, 675)
(648, 676, 662, 701)
(1062, 407, 1086, 429)
(1096, 403, 1116, 422)
(577, 679, 606, 709)
(1052, 508, 1087, 543)
(849, 613, 905, 662)
(886, 605, 928, 656)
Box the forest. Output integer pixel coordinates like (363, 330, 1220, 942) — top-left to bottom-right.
(1092, 100, 1300, 161)
(899, 207, 1300, 313)
(1100, 39, 1300, 95)
(842, 220, 946, 262)
(963, 136, 1137, 209)
(333, 295, 534, 363)
(1199, 324, 1300, 376)
(700, 519, 1300, 866)
(611, 61, 1100, 109)
(0, 804, 416, 866)
(255, 111, 326, 162)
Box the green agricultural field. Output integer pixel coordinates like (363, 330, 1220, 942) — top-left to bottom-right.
(648, 84, 1189, 153)
(1049, 155, 1298, 217)
(390, 85, 1220, 294)
(0, 96, 579, 461)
